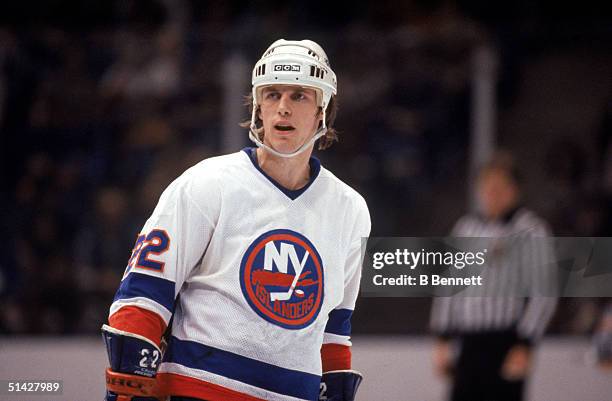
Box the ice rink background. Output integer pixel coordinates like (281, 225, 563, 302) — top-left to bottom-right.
(1, 2, 611, 401)
(1, 336, 611, 401)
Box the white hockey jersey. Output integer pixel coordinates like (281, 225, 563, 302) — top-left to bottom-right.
(109, 149, 371, 401)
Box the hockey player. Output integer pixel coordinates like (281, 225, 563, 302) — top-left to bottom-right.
(593, 302, 612, 371)
(102, 39, 371, 401)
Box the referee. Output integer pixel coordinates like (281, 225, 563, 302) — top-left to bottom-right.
(430, 151, 558, 401)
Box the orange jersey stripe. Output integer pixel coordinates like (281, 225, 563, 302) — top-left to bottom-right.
(158, 372, 265, 401)
(109, 306, 166, 347)
(321, 343, 351, 372)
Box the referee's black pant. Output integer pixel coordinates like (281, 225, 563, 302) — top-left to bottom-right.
(450, 330, 525, 401)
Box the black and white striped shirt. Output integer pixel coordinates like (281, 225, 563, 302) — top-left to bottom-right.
(430, 207, 558, 342)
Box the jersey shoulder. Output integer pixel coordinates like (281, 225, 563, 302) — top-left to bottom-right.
(153, 151, 249, 221)
(317, 167, 371, 236)
(318, 167, 368, 212)
(514, 208, 552, 236)
(184, 151, 249, 180)
(451, 214, 481, 236)
(177, 151, 250, 192)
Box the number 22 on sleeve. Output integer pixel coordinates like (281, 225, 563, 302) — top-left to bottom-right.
(125, 229, 171, 274)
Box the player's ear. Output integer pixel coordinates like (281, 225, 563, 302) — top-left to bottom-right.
(317, 106, 323, 117)
(316, 107, 323, 124)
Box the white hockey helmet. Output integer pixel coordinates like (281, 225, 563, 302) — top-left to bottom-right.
(249, 39, 337, 158)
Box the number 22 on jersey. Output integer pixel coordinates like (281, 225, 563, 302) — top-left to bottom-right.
(124, 229, 171, 275)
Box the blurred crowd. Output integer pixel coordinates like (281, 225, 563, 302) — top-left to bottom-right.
(0, 0, 610, 335)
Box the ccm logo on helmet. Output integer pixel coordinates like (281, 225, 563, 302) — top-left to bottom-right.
(240, 229, 324, 330)
(273, 64, 301, 72)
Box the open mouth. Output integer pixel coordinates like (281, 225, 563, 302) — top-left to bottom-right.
(274, 124, 295, 132)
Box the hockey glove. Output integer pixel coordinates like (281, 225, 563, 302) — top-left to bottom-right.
(319, 370, 362, 401)
(102, 324, 163, 401)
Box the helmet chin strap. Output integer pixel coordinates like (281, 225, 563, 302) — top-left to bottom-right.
(249, 105, 327, 159)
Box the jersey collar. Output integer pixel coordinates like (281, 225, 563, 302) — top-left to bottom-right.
(477, 205, 523, 224)
(243, 147, 321, 201)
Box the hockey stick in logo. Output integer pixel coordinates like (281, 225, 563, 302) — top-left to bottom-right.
(266, 242, 310, 301)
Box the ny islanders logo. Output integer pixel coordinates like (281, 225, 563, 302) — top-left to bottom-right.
(240, 229, 324, 329)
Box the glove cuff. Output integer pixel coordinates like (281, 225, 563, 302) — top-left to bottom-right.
(102, 324, 162, 377)
(106, 369, 161, 398)
(320, 370, 362, 401)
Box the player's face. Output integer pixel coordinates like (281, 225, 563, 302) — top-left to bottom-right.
(258, 85, 322, 155)
(477, 169, 519, 219)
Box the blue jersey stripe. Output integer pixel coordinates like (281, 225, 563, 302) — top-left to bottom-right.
(164, 336, 320, 400)
(113, 272, 175, 313)
(325, 309, 353, 336)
